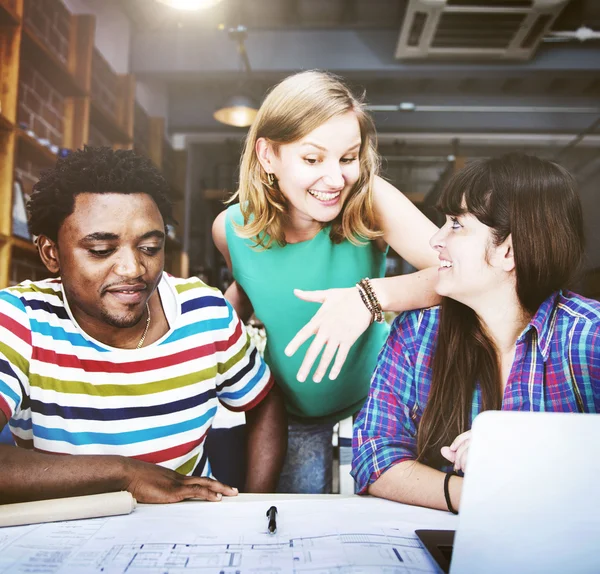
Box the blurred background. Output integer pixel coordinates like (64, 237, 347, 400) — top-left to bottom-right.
(0, 0, 599, 299)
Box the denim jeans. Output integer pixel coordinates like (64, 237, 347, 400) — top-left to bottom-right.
(277, 418, 335, 494)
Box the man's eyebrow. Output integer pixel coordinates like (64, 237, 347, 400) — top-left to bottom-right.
(80, 232, 120, 242)
(79, 230, 165, 243)
(139, 230, 166, 241)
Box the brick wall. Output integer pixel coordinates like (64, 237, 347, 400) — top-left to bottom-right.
(24, 0, 70, 66)
(91, 48, 118, 120)
(15, 56, 66, 201)
(17, 59, 65, 147)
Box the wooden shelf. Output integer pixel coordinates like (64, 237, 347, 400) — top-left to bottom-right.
(90, 99, 132, 144)
(16, 128, 58, 166)
(21, 25, 87, 98)
(0, 2, 20, 26)
(0, 113, 14, 132)
(11, 235, 37, 255)
(0, 1, 189, 287)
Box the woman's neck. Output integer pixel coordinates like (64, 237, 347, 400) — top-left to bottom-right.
(473, 290, 532, 355)
(283, 210, 325, 244)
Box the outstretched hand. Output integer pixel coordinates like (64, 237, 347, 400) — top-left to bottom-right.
(441, 430, 472, 473)
(124, 458, 238, 503)
(284, 287, 372, 383)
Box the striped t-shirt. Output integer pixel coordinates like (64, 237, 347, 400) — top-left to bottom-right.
(0, 273, 273, 477)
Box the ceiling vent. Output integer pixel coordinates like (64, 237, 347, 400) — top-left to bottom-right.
(395, 0, 569, 60)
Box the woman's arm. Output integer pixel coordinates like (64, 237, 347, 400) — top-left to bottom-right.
(369, 175, 440, 312)
(286, 177, 441, 381)
(352, 311, 462, 512)
(369, 459, 463, 512)
(212, 210, 255, 323)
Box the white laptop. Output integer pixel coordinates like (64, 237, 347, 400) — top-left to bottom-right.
(416, 410, 600, 574)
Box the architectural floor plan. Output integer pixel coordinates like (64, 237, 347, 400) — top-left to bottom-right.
(0, 496, 458, 573)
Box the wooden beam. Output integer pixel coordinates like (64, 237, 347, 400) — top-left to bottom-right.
(63, 97, 89, 151)
(116, 74, 136, 143)
(0, 12, 22, 124)
(68, 14, 95, 91)
(64, 14, 94, 151)
(148, 116, 165, 168)
(0, 239, 10, 288)
(0, 131, 15, 238)
(0, 0, 22, 24)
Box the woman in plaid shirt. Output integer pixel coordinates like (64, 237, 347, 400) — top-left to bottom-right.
(352, 153, 599, 513)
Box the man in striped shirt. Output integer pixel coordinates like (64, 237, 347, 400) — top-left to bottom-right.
(0, 147, 286, 504)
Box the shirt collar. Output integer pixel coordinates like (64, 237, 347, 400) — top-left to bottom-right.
(516, 291, 560, 362)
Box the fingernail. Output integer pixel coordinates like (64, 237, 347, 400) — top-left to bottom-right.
(216, 493, 222, 500)
(233, 487, 238, 493)
(313, 376, 321, 383)
(297, 374, 305, 382)
(330, 371, 338, 380)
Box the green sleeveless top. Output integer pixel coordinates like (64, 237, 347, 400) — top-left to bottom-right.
(225, 204, 390, 423)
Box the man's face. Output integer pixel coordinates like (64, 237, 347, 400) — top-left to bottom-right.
(53, 192, 165, 336)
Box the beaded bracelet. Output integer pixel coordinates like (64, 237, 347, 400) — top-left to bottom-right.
(356, 277, 384, 323)
(359, 277, 384, 323)
(356, 283, 375, 324)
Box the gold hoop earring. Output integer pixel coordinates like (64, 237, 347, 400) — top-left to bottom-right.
(267, 172, 275, 187)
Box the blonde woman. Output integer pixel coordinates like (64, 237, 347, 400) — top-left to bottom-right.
(213, 70, 439, 493)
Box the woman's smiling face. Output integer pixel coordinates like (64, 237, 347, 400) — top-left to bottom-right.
(260, 111, 362, 227)
(429, 210, 506, 307)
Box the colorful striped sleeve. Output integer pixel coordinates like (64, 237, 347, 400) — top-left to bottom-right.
(215, 299, 273, 412)
(351, 311, 425, 494)
(0, 291, 33, 421)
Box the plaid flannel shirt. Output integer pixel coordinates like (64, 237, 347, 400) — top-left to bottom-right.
(352, 290, 600, 493)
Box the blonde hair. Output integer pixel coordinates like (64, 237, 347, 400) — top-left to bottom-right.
(231, 70, 382, 249)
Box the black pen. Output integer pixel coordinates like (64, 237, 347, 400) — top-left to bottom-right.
(266, 505, 277, 535)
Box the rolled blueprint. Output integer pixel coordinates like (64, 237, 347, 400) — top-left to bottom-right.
(0, 491, 136, 527)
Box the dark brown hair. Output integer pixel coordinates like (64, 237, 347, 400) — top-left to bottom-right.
(417, 153, 585, 467)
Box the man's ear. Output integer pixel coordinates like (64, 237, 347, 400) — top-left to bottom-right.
(255, 137, 276, 175)
(37, 235, 60, 274)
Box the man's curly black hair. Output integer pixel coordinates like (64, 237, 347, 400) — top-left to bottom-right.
(28, 146, 174, 241)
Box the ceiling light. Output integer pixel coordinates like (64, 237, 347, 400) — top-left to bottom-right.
(156, 0, 223, 11)
(213, 94, 258, 128)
